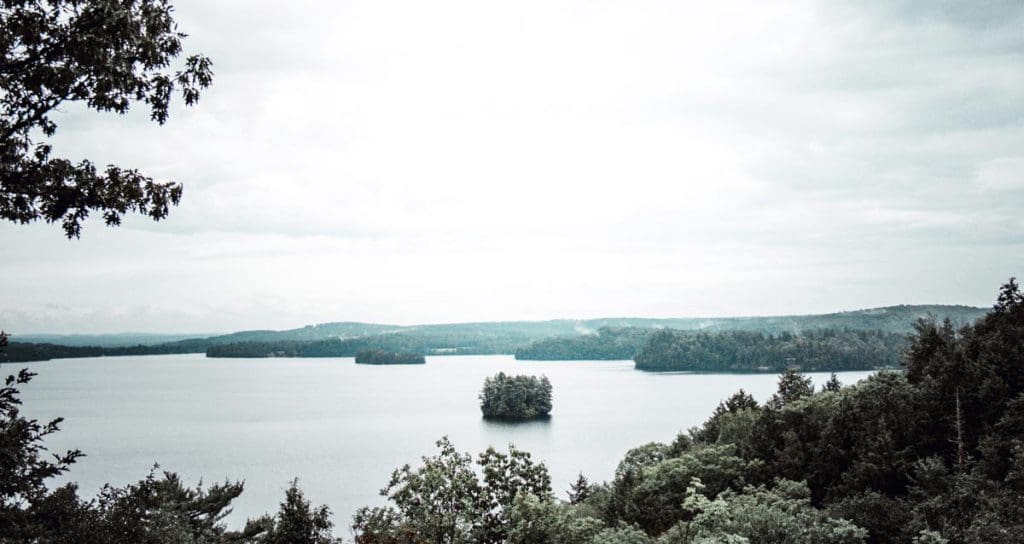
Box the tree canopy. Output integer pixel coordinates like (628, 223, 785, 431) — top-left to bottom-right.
(350, 279, 1024, 544)
(3, 279, 1022, 543)
(479, 372, 553, 420)
(634, 328, 906, 372)
(515, 327, 653, 361)
(0, 364, 339, 543)
(354, 349, 425, 365)
(0, 0, 212, 237)
(352, 437, 552, 544)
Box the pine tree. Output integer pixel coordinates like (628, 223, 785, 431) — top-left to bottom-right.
(568, 473, 591, 504)
(769, 369, 814, 409)
(823, 373, 842, 392)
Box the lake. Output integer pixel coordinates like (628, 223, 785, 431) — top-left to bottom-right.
(15, 354, 873, 537)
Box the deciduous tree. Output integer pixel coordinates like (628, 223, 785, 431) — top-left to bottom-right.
(1, 0, 212, 237)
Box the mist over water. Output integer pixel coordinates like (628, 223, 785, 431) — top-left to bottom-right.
(16, 354, 873, 531)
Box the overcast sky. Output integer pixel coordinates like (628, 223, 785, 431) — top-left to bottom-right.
(2, 0, 1022, 334)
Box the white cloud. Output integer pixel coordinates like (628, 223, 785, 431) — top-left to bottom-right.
(1, 0, 1022, 333)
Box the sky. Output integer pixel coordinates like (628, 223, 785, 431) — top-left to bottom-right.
(1, 0, 1023, 334)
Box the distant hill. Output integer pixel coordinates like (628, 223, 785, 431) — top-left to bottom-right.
(1, 342, 106, 363)
(515, 327, 654, 360)
(577, 304, 988, 335)
(12, 332, 214, 348)
(13, 322, 402, 349)
(204, 304, 988, 360)
(1, 322, 404, 362)
(2, 305, 989, 362)
(514, 305, 988, 362)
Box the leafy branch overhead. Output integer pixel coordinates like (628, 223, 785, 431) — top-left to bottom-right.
(0, 0, 212, 237)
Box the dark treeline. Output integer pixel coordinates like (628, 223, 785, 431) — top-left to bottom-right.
(3, 280, 1023, 543)
(205, 331, 523, 358)
(514, 327, 653, 360)
(8, 305, 986, 362)
(12, 332, 205, 348)
(1, 323, 410, 362)
(577, 304, 986, 336)
(2, 337, 279, 362)
(352, 280, 1024, 544)
(354, 349, 425, 365)
(634, 328, 907, 372)
(0, 341, 204, 362)
(1, 342, 105, 362)
(0, 327, 918, 370)
(204, 307, 986, 361)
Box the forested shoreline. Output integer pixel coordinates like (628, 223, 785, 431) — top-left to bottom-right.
(0, 341, 200, 362)
(204, 334, 512, 358)
(6, 326, 909, 374)
(514, 327, 653, 360)
(354, 349, 425, 365)
(515, 326, 909, 372)
(634, 328, 907, 372)
(1, 0, 1017, 541)
(3, 280, 1022, 543)
(3, 305, 985, 363)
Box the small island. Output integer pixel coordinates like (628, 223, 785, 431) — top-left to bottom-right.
(479, 372, 552, 420)
(354, 349, 425, 365)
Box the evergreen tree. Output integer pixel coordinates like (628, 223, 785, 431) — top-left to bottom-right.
(824, 372, 843, 392)
(479, 373, 553, 419)
(768, 368, 814, 409)
(0, 368, 82, 540)
(263, 480, 337, 544)
(568, 474, 592, 505)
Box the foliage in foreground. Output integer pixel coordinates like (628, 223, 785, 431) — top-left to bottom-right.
(352, 438, 551, 544)
(352, 279, 1024, 544)
(0, 351, 339, 543)
(2, 279, 1023, 543)
(0, 0, 213, 237)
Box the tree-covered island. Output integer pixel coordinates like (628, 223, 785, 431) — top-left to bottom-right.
(354, 349, 425, 365)
(3, 306, 985, 363)
(4, 279, 1024, 543)
(479, 372, 553, 420)
(354, 279, 1024, 544)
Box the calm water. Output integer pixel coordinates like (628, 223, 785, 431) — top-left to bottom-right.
(15, 354, 872, 535)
